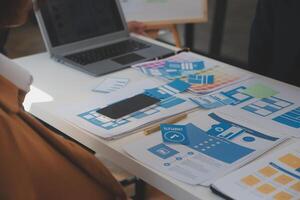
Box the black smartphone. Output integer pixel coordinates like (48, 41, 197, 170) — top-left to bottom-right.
(97, 93, 160, 119)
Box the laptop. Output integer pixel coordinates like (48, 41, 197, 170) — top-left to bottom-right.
(34, 0, 173, 76)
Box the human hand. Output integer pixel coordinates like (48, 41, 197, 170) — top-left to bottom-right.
(127, 21, 146, 35)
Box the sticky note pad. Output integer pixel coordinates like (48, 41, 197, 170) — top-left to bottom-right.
(144, 88, 172, 100)
(160, 124, 189, 145)
(167, 79, 191, 92)
(242, 83, 278, 98)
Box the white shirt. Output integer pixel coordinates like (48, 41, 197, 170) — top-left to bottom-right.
(0, 54, 32, 92)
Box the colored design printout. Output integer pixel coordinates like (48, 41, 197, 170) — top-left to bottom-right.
(124, 111, 285, 185)
(132, 52, 251, 94)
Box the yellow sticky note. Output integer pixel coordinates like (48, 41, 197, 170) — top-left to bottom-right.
(241, 175, 260, 186)
(290, 182, 300, 192)
(242, 83, 278, 98)
(273, 191, 293, 200)
(274, 174, 294, 185)
(257, 184, 276, 194)
(279, 153, 300, 169)
(259, 166, 278, 177)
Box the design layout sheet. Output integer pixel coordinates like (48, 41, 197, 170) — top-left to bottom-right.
(64, 78, 196, 139)
(132, 52, 251, 94)
(212, 140, 300, 200)
(124, 111, 287, 185)
(204, 78, 300, 137)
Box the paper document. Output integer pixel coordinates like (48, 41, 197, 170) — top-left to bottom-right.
(132, 52, 252, 94)
(92, 77, 129, 93)
(64, 78, 197, 139)
(209, 78, 300, 137)
(124, 111, 287, 185)
(211, 139, 300, 200)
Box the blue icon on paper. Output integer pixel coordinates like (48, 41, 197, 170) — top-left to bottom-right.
(176, 157, 183, 160)
(243, 136, 255, 142)
(148, 143, 179, 159)
(164, 163, 171, 166)
(161, 124, 189, 145)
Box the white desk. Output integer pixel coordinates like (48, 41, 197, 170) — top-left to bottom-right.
(14, 36, 297, 200)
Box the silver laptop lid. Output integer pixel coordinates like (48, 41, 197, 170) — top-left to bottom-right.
(34, 0, 129, 56)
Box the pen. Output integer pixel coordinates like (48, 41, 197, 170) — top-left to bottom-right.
(143, 113, 188, 135)
(156, 48, 190, 60)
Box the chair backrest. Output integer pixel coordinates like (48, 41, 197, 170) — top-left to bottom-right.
(0, 54, 32, 92)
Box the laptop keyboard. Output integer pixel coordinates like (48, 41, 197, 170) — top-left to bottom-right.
(65, 39, 150, 65)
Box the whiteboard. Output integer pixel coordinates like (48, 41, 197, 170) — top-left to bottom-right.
(120, 0, 207, 25)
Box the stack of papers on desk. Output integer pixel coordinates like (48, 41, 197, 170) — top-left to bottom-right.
(64, 78, 197, 140)
(124, 111, 288, 186)
(207, 78, 300, 138)
(132, 52, 252, 94)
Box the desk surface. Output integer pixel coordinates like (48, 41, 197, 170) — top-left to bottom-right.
(14, 35, 298, 200)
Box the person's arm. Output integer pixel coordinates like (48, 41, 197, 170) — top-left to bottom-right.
(127, 21, 146, 35)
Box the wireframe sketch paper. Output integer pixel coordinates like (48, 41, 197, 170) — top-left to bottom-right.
(92, 77, 129, 93)
(211, 78, 300, 137)
(64, 78, 197, 139)
(132, 52, 252, 94)
(124, 111, 287, 185)
(211, 139, 300, 200)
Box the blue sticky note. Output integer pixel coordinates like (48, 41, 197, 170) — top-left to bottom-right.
(144, 88, 172, 100)
(160, 124, 189, 145)
(188, 74, 214, 84)
(165, 61, 182, 70)
(192, 61, 205, 70)
(167, 79, 191, 92)
(165, 61, 205, 71)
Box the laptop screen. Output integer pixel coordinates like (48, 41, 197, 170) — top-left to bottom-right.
(39, 0, 125, 47)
